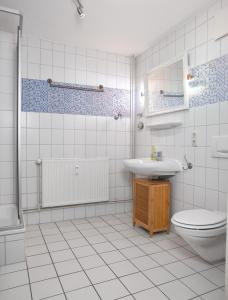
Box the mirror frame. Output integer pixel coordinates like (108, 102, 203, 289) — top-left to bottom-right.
(144, 54, 189, 117)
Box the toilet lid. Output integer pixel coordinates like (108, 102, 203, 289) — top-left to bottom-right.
(172, 209, 227, 228)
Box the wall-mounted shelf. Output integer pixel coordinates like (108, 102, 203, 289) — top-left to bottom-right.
(160, 90, 184, 98)
(146, 120, 182, 130)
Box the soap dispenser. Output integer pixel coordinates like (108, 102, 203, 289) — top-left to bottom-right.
(150, 145, 157, 160)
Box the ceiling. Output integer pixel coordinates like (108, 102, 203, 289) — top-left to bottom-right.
(0, 0, 214, 55)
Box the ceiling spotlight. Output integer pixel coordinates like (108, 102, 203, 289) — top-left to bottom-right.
(74, 0, 85, 18)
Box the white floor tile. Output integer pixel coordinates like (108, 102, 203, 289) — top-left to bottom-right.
(159, 280, 196, 300)
(109, 260, 138, 277)
(156, 239, 179, 250)
(0, 270, 29, 291)
(128, 236, 150, 246)
(40, 223, 57, 230)
(55, 259, 82, 276)
(60, 271, 91, 292)
(42, 228, 60, 236)
(113, 224, 130, 231)
(150, 251, 178, 265)
(86, 265, 116, 284)
(164, 261, 195, 278)
(134, 287, 168, 300)
(47, 241, 69, 252)
(120, 272, 154, 293)
(201, 288, 226, 300)
(168, 247, 194, 260)
(201, 268, 225, 287)
(98, 226, 116, 234)
(130, 255, 159, 271)
(68, 237, 89, 248)
(63, 231, 82, 240)
(121, 229, 139, 238)
(43, 294, 65, 300)
(90, 221, 106, 227)
(111, 239, 134, 249)
(183, 256, 213, 272)
(29, 264, 57, 283)
(138, 242, 163, 254)
(66, 286, 100, 300)
(44, 234, 64, 243)
(92, 242, 116, 253)
(86, 234, 107, 244)
(100, 250, 126, 264)
(120, 246, 145, 259)
(76, 223, 94, 230)
(181, 273, 217, 295)
(72, 245, 96, 258)
(58, 226, 76, 233)
(27, 253, 52, 268)
(0, 284, 31, 300)
(81, 229, 100, 237)
(26, 244, 48, 256)
(72, 219, 88, 226)
(104, 232, 124, 241)
(31, 278, 63, 300)
(78, 254, 105, 270)
(51, 249, 75, 263)
(217, 264, 225, 272)
(26, 230, 42, 239)
(149, 232, 169, 242)
(26, 225, 40, 232)
(0, 261, 27, 275)
(95, 279, 129, 300)
(170, 237, 188, 247)
(143, 266, 175, 285)
(26, 237, 45, 247)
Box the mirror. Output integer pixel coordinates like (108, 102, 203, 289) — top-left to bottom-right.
(145, 55, 189, 116)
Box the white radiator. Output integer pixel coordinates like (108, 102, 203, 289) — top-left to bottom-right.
(41, 158, 109, 208)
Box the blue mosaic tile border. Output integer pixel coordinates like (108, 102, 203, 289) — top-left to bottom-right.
(189, 53, 228, 107)
(22, 79, 130, 116)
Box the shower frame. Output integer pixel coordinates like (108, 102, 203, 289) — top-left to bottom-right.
(0, 6, 24, 230)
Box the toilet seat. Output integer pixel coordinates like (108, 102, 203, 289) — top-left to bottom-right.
(171, 209, 227, 230)
(171, 209, 226, 262)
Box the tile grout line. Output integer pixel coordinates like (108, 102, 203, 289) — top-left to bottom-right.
(54, 220, 102, 300)
(37, 222, 67, 300)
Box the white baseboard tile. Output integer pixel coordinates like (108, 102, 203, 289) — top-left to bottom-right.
(23, 200, 132, 225)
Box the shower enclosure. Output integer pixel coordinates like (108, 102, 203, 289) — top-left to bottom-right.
(0, 6, 25, 266)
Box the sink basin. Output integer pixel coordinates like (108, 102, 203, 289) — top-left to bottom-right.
(123, 158, 182, 177)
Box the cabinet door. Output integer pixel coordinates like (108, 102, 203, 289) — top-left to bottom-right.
(134, 182, 149, 226)
(150, 184, 170, 232)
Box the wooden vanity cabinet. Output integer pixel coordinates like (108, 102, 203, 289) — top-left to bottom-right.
(133, 178, 171, 236)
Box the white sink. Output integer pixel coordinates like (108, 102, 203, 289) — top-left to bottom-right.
(123, 158, 182, 177)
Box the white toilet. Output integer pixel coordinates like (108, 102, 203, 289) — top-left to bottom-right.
(171, 209, 227, 263)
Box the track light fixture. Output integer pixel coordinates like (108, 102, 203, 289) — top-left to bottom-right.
(73, 0, 85, 18)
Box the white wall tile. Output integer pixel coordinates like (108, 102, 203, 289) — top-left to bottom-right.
(134, 0, 228, 215)
(53, 51, 65, 67)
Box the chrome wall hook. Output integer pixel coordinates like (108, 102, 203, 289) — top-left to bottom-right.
(114, 113, 122, 120)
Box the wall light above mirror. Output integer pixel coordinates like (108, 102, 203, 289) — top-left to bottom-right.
(144, 54, 189, 117)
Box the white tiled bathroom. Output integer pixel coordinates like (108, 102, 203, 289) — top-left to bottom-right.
(0, 0, 228, 299)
